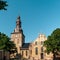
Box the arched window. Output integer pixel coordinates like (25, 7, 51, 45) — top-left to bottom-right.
(35, 41, 37, 45)
(41, 47, 43, 52)
(35, 47, 38, 55)
(41, 53, 44, 59)
(41, 41, 44, 45)
(26, 50, 28, 56)
(30, 50, 32, 54)
(22, 51, 23, 56)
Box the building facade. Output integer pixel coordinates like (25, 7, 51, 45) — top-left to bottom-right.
(11, 16, 53, 60)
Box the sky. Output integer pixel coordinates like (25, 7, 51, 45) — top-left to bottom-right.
(0, 0, 60, 43)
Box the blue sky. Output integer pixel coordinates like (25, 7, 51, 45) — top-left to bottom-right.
(0, 0, 60, 42)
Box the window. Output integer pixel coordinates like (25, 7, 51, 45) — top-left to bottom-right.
(41, 53, 44, 59)
(22, 51, 23, 56)
(30, 50, 32, 54)
(35, 47, 38, 55)
(41, 47, 43, 52)
(26, 50, 28, 56)
(35, 41, 37, 45)
(41, 41, 44, 45)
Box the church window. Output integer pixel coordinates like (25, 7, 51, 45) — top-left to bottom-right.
(35, 47, 38, 55)
(41, 41, 44, 45)
(41, 53, 44, 59)
(35, 41, 37, 45)
(22, 51, 23, 56)
(26, 50, 28, 56)
(41, 47, 43, 52)
(30, 50, 32, 54)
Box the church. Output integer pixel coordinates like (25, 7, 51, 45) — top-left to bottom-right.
(11, 16, 53, 60)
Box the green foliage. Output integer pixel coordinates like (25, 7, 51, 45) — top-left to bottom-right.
(0, 32, 16, 52)
(0, 0, 8, 10)
(44, 28, 60, 60)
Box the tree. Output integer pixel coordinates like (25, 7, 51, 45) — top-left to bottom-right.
(44, 28, 60, 60)
(0, 32, 17, 58)
(0, 0, 8, 10)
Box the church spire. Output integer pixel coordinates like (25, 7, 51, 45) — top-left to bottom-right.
(16, 16, 21, 28)
(14, 16, 23, 33)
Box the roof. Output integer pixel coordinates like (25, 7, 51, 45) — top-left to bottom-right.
(20, 43, 30, 50)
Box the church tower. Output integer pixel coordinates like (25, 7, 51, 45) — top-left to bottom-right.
(11, 16, 25, 53)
